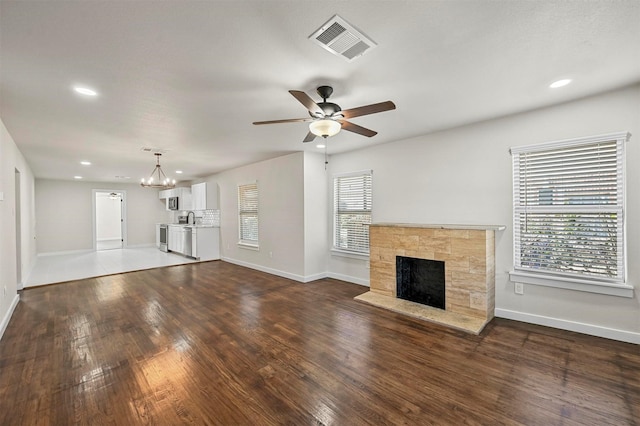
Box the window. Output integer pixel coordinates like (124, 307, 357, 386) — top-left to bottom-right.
(333, 171, 372, 255)
(510, 132, 631, 297)
(238, 182, 259, 247)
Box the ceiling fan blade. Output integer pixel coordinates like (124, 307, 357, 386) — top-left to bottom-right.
(289, 90, 324, 116)
(339, 101, 396, 119)
(303, 131, 317, 143)
(253, 117, 313, 125)
(339, 120, 378, 137)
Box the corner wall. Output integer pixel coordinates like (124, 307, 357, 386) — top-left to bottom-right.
(0, 118, 37, 340)
(213, 152, 307, 281)
(327, 84, 640, 343)
(303, 152, 329, 280)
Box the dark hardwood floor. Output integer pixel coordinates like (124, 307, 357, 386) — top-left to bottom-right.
(0, 261, 638, 425)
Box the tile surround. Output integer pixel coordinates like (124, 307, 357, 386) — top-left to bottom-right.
(359, 223, 504, 334)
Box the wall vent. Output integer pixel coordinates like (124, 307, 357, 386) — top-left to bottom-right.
(309, 15, 377, 62)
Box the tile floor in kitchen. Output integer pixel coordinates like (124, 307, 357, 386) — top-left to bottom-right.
(24, 247, 197, 287)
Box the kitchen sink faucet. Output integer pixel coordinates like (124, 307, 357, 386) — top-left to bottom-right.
(187, 211, 195, 225)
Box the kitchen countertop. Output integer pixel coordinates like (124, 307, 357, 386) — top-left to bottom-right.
(163, 223, 219, 228)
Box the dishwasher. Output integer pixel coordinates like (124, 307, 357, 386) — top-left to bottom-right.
(181, 226, 193, 257)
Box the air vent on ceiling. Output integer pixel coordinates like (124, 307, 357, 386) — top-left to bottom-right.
(140, 147, 167, 153)
(309, 15, 377, 62)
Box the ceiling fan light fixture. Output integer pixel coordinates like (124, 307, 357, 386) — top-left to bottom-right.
(309, 119, 341, 138)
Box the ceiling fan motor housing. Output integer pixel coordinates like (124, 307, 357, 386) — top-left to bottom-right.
(316, 85, 333, 100)
(315, 102, 342, 117)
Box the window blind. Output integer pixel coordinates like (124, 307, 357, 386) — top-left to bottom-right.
(334, 172, 372, 254)
(238, 183, 258, 245)
(511, 133, 627, 283)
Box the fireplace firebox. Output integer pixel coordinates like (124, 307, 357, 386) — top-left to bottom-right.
(396, 256, 445, 310)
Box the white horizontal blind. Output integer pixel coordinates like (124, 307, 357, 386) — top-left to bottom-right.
(334, 172, 372, 254)
(512, 133, 627, 283)
(238, 183, 259, 245)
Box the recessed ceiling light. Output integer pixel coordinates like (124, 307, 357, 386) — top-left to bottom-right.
(73, 86, 98, 96)
(74, 176, 83, 179)
(175, 170, 183, 174)
(549, 79, 572, 89)
(316, 143, 326, 148)
(80, 161, 91, 166)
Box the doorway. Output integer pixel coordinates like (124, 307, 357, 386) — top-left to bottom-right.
(93, 190, 126, 251)
(15, 169, 22, 289)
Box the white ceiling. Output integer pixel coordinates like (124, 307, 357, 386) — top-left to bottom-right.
(1, 1, 639, 183)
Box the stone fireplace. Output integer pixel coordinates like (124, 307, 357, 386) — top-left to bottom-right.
(355, 223, 504, 334)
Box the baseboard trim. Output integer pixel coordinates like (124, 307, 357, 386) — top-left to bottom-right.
(0, 294, 20, 342)
(221, 257, 308, 283)
(303, 272, 328, 283)
(220, 258, 370, 285)
(495, 308, 640, 344)
(38, 249, 93, 257)
(326, 272, 370, 287)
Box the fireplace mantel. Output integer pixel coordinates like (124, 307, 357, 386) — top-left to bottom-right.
(370, 223, 506, 231)
(356, 223, 504, 334)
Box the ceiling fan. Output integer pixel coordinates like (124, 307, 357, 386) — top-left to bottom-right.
(252, 86, 396, 143)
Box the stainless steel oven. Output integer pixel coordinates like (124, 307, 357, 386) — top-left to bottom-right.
(159, 224, 168, 252)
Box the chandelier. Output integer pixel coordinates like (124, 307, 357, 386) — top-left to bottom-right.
(140, 153, 176, 189)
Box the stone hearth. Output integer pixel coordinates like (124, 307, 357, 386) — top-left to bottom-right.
(355, 223, 504, 334)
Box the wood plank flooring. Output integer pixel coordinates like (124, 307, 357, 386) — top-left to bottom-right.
(0, 260, 638, 425)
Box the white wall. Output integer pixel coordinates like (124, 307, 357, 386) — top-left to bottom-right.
(0, 118, 37, 340)
(303, 152, 329, 280)
(35, 180, 168, 253)
(327, 84, 640, 342)
(209, 152, 307, 281)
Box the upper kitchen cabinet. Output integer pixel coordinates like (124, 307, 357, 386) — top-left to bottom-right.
(159, 187, 192, 211)
(191, 182, 218, 210)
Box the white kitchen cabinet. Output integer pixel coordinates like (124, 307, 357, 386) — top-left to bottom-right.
(168, 225, 184, 253)
(190, 182, 218, 210)
(191, 227, 220, 261)
(191, 182, 206, 211)
(163, 187, 192, 211)
(177, 187, 192, 210)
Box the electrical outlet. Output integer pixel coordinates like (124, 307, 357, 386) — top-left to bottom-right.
(514, 282, 524, 295)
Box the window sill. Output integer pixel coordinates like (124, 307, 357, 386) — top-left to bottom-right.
(238, 242, 259, 251)
(509, 270, 633, 298)
(331, 248, 369, 261)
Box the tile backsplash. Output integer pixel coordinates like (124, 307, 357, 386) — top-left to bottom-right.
(169, 209, 220, 226)
(200, 209, 220, 226)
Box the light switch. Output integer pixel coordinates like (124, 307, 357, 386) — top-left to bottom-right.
(0, 191, 4, 201)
